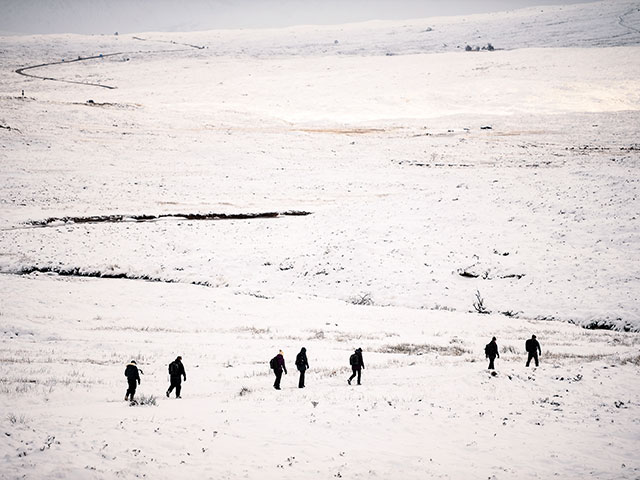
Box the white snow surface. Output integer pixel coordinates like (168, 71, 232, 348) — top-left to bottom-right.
(1, 1, 640, 479)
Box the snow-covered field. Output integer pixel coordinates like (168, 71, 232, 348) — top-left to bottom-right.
(1, 1, 639, 478)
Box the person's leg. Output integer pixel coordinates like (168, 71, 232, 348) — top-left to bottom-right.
(274, 370, 282, 389)
(534, 353, 539, 367)
(299, 369, 305, 388)
(526, 353, 532, 367)
(130, 382, 136, 401)
(488, 357, 495, 369)
(348, 368, 356, 385)
(357, 368, 362, 385)
(176, 380, 182, 398)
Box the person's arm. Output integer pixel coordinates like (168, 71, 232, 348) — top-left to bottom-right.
(182, 364, 187, 381)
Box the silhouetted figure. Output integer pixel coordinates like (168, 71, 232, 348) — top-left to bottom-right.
(271, 350, 287, 390)
(348, 348, 365, 385)
(124, 360, 140, 401)
(295, 347, 309, 388)
(166, 356, 186, 398)
(485, 336, 500, 370)
(525, 335, 542, 367)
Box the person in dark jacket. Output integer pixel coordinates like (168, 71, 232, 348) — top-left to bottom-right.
(273, 350, 287, 390)
(295, 347, 309, 388)
(485, 337, 499, 370)
(348, 348, 365, 385)
(525, 335, 542, 367)
(166, 356, 186, 398)
(124, 360, 140, 401)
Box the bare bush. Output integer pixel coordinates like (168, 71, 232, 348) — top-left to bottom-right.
(308, 329, 325, 340)
(7, 413, 29, 424)
(348, 293, 374, 306)
(473, 290, 490, 314)
(238, 387, 252, 397)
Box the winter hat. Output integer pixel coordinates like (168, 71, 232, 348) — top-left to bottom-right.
(176, 356, 182, 361)
(492, 337, 496, 341)
(532, 335, 536, 339)
(131, 360, 137, 364)
(356, 348, 362, 353)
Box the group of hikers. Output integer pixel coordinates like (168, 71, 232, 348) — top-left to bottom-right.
(268, 346, 364, 390)
(485, 334, 542, 370)
(123, 335, 542, 401)
(124, 356, 186, 402)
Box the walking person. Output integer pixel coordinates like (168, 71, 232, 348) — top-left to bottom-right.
(347, 348, 365, 385)
(295, 347, 309, 388)
(271, 350, 287, 390)
(166, 356, 186, 398)
(485, 337, 499, 370)
(525, 335, 542, 367)
(124, 360, 140, 401)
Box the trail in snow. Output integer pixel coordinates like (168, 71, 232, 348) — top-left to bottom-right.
(14, 35, 206, 89)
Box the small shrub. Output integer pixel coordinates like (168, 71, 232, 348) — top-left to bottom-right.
(7, 413, 28, 424)
(473, 290, 490, 314)
(238, 387, 252, 397)
(133, 394, 157, 406)
(308, 329, 325, 340)
(348, 293, 374, 306)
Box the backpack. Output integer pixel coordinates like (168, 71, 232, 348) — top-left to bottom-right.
(169, 361, 178, 376)
(269, 356, 278, 369)
(349, 353, 358, 366)
(484, 343, 491, 356)
(525, 339, 532, 353)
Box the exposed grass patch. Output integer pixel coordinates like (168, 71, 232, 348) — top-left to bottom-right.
(544, 351, 609, 362)
(620, 354, 640, 366)
(133, 394, 157, 406)
(379, 343, 470, 356)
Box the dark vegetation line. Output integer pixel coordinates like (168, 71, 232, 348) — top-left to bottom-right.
(26, 210, 312, 228)
(132, 36, 205, 50)
(14, 266, 215, 287)
(8, 267, 633, 332)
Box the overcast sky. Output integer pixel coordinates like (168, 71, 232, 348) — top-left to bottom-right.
(1, 0, 597, 35)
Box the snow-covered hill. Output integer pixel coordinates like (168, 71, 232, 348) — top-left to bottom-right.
(1, 2, 639, 478)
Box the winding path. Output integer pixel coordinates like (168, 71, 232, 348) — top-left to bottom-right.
(14, 36, 205, 89)
(618, 7, 640, 35)
(15, 52, 125, 89)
